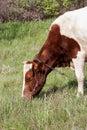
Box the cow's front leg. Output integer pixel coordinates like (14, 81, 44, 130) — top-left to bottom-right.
(72, 51, 85, 96)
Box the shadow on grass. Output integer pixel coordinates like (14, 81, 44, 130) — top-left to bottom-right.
(38, 79, 87, 98)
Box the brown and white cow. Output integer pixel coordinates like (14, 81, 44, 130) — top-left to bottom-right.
(22, 7, 87, 99)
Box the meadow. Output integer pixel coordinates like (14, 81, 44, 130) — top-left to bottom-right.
(0, 19, 87, 130)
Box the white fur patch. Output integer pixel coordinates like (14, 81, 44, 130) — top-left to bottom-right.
(22, 63, 33, 97)
(72, 51, 85, 95)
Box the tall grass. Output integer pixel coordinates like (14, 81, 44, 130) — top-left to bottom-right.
(0, 19, 87, 130)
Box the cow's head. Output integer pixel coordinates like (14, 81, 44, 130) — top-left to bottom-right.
(22, 61, 47, 99)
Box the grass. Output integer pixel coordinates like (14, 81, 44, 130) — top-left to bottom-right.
(0, 19, 87, 130)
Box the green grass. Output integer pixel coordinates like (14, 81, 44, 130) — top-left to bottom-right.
(0, 19, 87, 130)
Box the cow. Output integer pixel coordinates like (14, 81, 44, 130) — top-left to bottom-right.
(22, 7, 87, 99)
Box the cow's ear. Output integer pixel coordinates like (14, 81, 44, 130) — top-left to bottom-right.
(33, 62, 42, 70)
(33, 62, 45, 72)
(39, 62, 45, 71)
(38, 62, 46, 74)
(33, 62, 38, 70)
